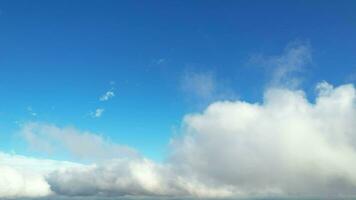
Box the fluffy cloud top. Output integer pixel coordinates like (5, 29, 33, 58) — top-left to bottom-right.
(2, 82, 356, 198)
(171, 82, 356, 196)
(0, 165, 51, 198)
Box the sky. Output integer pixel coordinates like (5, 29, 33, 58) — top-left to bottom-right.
(1, 0, 356, 199)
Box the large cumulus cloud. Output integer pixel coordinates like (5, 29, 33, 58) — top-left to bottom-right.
(171, 82, 356, 196)
(2, 82, 356, 198)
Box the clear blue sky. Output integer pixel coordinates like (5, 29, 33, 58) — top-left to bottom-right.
(0, 0, 356, 161)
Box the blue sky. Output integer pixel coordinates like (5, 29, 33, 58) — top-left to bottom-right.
(1, 0, 356, 161)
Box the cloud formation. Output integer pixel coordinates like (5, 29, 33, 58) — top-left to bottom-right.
(171, 82, 356, 196)
(2, 81, 354, 198)
(22, 122, 139, 161)
(46, 158, 171, 196)
(46, 157, 236, 198)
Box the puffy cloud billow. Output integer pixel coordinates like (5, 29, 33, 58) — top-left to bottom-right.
(0, 153, 80, 198)
(1, 82, 356, 198)
(0, 165, 51, 198)
(171, 82, 356, 196)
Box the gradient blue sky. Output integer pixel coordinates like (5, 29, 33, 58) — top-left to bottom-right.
(1, 0, 356, 161)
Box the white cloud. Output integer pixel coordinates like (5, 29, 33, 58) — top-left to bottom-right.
(0, 152, 237, 198)
(171, 81, 356, 196)
(0, 152, 80, 198)
(100, 90, 115, 101)
(5, 80, 356, 198)
(47, 158, 171, 196)
(91, 108, 104, 118)
(15, 122, 242, 198)
(0, 165, 51, 198)
(46, 157, 236, 198)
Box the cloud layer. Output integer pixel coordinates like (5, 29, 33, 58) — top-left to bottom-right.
(2, 82, 356, 198)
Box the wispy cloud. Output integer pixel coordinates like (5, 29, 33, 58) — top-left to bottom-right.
(91, 83, 116, 118)
(172, 82, 356, 197)
(181, 70, 216, 99)
(180, 70, 236, 105)
(99, 90, 115, 101)
(90, 108, 104, 118)
(250, 41, 312, 88)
